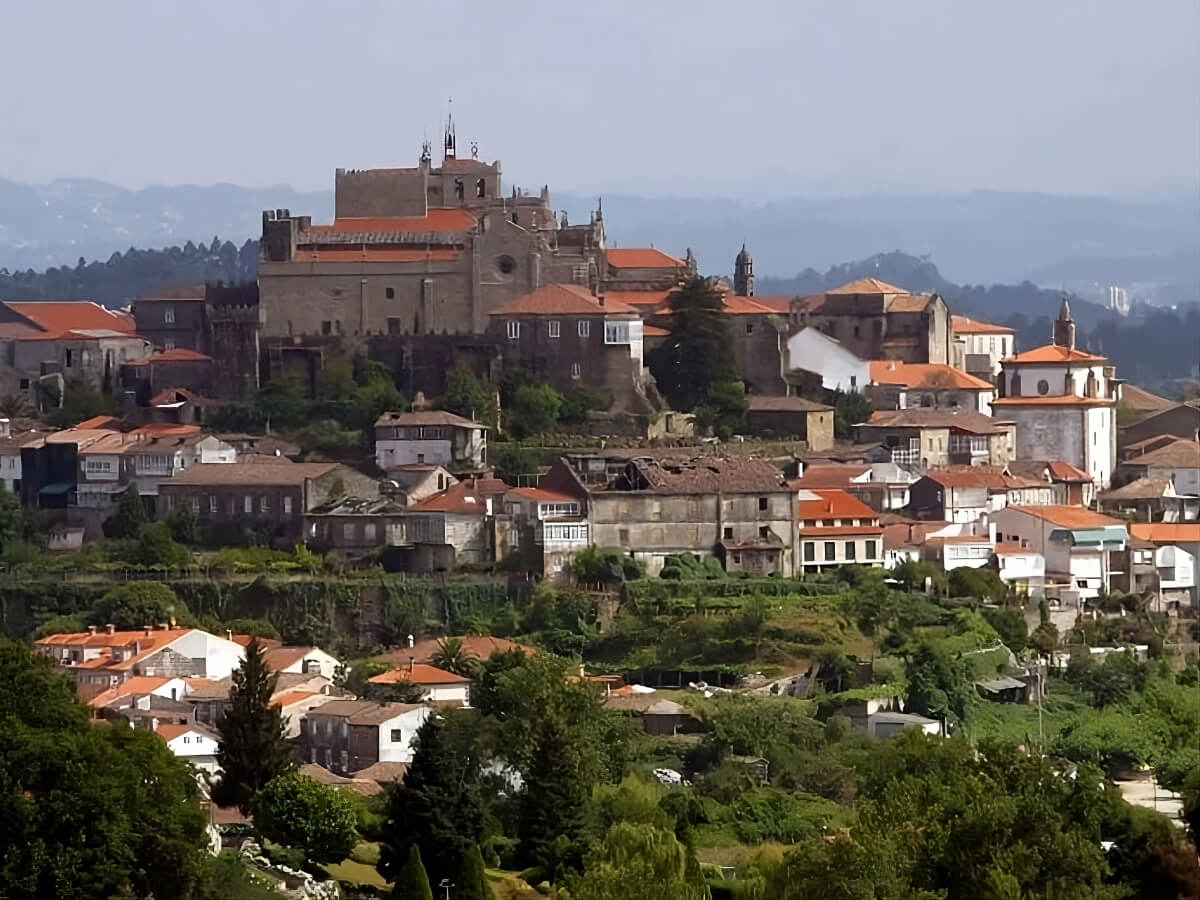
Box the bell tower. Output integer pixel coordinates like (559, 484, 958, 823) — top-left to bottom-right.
(1053, 296, 1076, 350)
(734, 243, 754, 297)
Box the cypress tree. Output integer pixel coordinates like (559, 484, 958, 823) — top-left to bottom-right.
(392, 844, 433, 900)
(455, 843, 490, 900)
(213, 636, 292, 813)
(379, 713, 484, 885)
(518, 712, 589, 881)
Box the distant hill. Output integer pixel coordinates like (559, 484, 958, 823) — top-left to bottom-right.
(2, 178, 1197, 302)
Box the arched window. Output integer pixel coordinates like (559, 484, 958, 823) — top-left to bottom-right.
(476, 178, 486, 198)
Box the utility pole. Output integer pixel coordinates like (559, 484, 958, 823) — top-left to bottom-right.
(439, 878, 454, 900)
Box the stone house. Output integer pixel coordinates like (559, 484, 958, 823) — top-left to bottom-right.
(381, 463, 458, 504)
(1118, 437, 1200, 499)
(121, 347, 216, 400)
(487, 283, 660, 411)
(1099, 477, 1199, 523)
(399, 476, 511, 570)
(502, 486, 589, 582)
(302, 700, 431, 775)
(789, 278, 952, 366)
(868, 360, 995, 415)
(544, 452, 795, 576)
(744, 396, 834, 450)
(1119, 400, 1200, 450)
(855, 408, 1015, 473)
(909, 468, 1053, 523)
(159, 461, 378, 545)
(950, 315, 1016, 384)
(1111, 536, 1196, 612)
(795, 489, 884, 574)
(131, 286, 208, 353)
(1006, 460, 1095, 507)
(305, 495, 409, 556)
(374, 410, 487, 473)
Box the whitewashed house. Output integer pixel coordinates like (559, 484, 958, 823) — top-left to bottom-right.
(785, 327, 870, 393)
(156, 723, 221, 775)
(374, 411, 487, 473)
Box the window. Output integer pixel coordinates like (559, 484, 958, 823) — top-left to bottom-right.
(497, 255, 516, 275)
(283, 496, 292, 515)
(507, 320, 520, 340)
(342, 523, 355, 541)
(164, 305, 175, 325)
(618, 527, 630, 544)
(1037, 379, 1049, 396)
(321, 320, 332, 336)
(476, 178, 486, 198)
(578, 320, 590, 338)
(548, 320, 560, 339)
(209, 495, 218, 514)
(865, 540, 877, 560)
(18, 379, 28, 390)
(822, 519, 834, 527)
(340, 750, 348, 771)
(758, 497, 768, 512)
(988, 336, 995, 352)
(64, 349, 73, 367)
(244, 495, 253, 514)
(385, 287, 395, 299)
(804, 542, 815, 562)
(182, 736, 190, 744)
(746, 323, 754, 335)
(390, 729, 403, 743)
(260, 495, 270, 514)
(845, 541, 856, 560)
(849, 375, 857, 388)
(759, 526, 769, 538)
(191, 497, 200, 513)
(723, 527, 734, 539)
(387, 317, 403, 335)
(365, 523, 377, 542)
(824, 542, 836, 561)
(163, 340, 175, 352)
(571, 363, 581, 380)
(604, 321, 635, 344)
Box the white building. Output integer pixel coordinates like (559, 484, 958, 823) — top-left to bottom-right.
(992, 301, 1120, 489)
(0, 420, 44, 494)
(785, 327, 870, 393)
(374, 411, 487, 473)
(264, 645, 342, 680)
(951, 315, 1016, 382)
(994, 542, 1046, 598)
(367, 662, 472, 705)
(986, 505, 1127, 606)
(923, 533, 996, 571)
(303, 701, 433, 774)
(503, 486, 589, 583)
(156, 723, 221, 775)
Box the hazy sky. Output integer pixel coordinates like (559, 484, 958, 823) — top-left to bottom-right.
(4, 0, 1198, 197)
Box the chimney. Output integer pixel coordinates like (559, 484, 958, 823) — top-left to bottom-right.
(227, 629, 234, 642)
(87, 625, 98, 635)
(105, 623, 116, 635)
(408, 656, 415, 673)
(144, 625, 153, 637)
(169, 616, 176, 628)
(158, 622, 169, 631)
(597, 293, 605, 307)
(407, 633, 415, 648)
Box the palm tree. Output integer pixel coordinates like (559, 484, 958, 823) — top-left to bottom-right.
(431, 636, 478, 678)
(0, 393, 31, 419)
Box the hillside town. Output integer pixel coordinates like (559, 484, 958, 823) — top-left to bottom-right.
(2, 125, 1199, 899)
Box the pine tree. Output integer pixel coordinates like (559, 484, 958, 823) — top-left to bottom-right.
(102, 485, 148, 538)
(213, 637, 292, 813)
(392, 844, 434, 900)
(379, 713, 484, 885)
(647, 275, 737, 412)
(455, 843, 490, 900)
(518, 712, 589, 881)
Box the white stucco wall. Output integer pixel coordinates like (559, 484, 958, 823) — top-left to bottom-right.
(376, 707, 432, 764)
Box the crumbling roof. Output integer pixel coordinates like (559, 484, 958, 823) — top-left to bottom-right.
(602, 456, 788, 495)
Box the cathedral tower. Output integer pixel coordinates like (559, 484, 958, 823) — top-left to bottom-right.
(1053, 296, 1076, 350)
(734, 243, 754, 297)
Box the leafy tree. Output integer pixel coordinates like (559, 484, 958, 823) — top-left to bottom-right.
(252, 772, 358, 864)
(1182, 765, 1200, 848)
(163, 500, 199, 543)
(213, 636, 293, 813)
(0, 486, 25, 553)
(0, 638, 210, 899)
(431, 636, 479, 678)
(256, 377, 311, 430)
(379, 712, 485, 885)
(92, 581, 191, 630)
(224, 618, 280, 640)
(455, 843, 490, 900)
(824, 387, 873, 440)
(904, 642, 972, 726)
(569, 823, 708, 900)
(572, 545, 643, 584)
(692, 378, 748, 438)
(981, 607, 1028, 653)
(32, 613, 89, 639)
(518, 712, 590, 880)
(442, 364, 497, 428)
(134, 521, 190, 568)
(507, 381, 563, 438)
(44, 378, 118, 429)
(103, 485, 149, 538)
(948, 565, 1008, 601)
(560, 384, 612, 424)
(647, 275, 736, 412)
(392, 843, 434, 900)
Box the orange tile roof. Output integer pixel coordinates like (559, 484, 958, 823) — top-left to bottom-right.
(796, 488, 880, 521)
(155, 723, 213, 742)
(87, 675, 173, 708)
(264, 646, 320, 672)
(952, 314, 1015, 335)
(130, 423, 203, 436)
(1005, 505, 1122, 528)
(368, 663, 471, 685)
(923, 468, 1037, 490)
(3, 301, 136, 336)
(292, 248, 462, 263)
(744, 295, 793, 313)
(643, 324, 670, 337)
(600, 290, 675, 309)
(489, 283, 635, 316)
(719, 294, 778, 315)
(151, 348, 212, 362)
(795, 525, 885, 537)
(1045, 461, 1092, 482)
(1130, 523, 1200, 543)
(507, 486, 582, 503)
(375, 636, 537, 667)
(412, 477, 510, 514)
(992, 395, 1113, 407)
(606, 248, 684, 269)
(869, 360, 993, 390)
(994, 541, 1034, 555)
(1003, 344, 1107, 364)
(75, 415, 122, 430)
(272, 689, 321, 708)
(826, 277, 909, 294)
(306, 210, 477, 234)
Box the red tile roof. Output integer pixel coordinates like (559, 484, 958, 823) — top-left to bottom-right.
(1045, 461, 1092, 483)
(1003, 344, 1107, 364)
(375, 636, 537, 667)
(826, 277, 909, 294)
(87, 675, 173, 708)
(600, 290, 675, 309)
(744, 296, 793, 314)
(951, 314, 1014, 335)
(306, 210, 477, 235)
(489, 283, 636, 316)
(264, 646, 322, 672)
(993, 541, 1033, 555)
(796, 488, 880, 522)
(869, 360, 994, 390)
(1130, 523, 1200, 543)
(606, 248, 684, 269)
(293, 248, 462, 263)
(507, 486, 582, 503)
(643, 324, 670, 337)
(1005, 505, 1122, 528)
(155, 723, 212, 742)
(922, 467, 1040, 491)
(4, 301, 136, 336)
(272, 689, 322, 708)
(992, 395, 1113, 407)
(865, 408, 1007, 433)
(367, 663, 471, 685)
(412, 477, 509, 514)
(151, 348, 211, 362)
(720, 295, 779, 315)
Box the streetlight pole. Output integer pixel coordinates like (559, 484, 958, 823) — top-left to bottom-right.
(439, 878, 454, 900)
